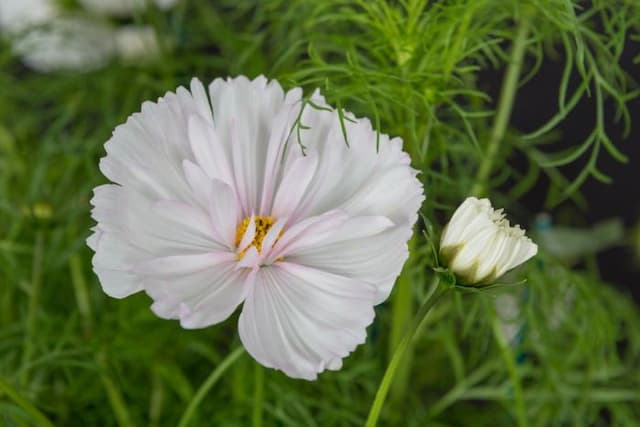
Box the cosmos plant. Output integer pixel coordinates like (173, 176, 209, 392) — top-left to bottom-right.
(3, 1, 640, 426)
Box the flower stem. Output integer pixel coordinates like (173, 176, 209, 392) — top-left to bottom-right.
(20, 230, 44, 388)
(0, 375, 55, 427)
(491, 311, 528, 427)
(387, 235, 416, 403)
(252, 362, 264, 427)
(470, 15, 530, 197)
(365, 277, 449, 427)
(178, 346, 245, 427)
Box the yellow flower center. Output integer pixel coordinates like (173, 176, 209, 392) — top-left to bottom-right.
(235, 216, 276, 260)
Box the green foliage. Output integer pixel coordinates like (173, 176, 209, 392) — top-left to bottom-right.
(1, 0, 639, 426)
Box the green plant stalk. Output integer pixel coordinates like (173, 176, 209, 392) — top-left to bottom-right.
(0, 375, 55, 427)
(387, 235, 416, 404)
(491, 311, 528, 427)
(97, 351, 136, 427)
(252, 362, 264, 427)
(471, 16, 531, 197)
(20, 230, 44, 388)
(178, 346, 245, 427)
(69, 253, 93, 334)
(365, 277, 449, 427)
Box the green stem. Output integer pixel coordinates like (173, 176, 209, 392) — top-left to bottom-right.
(20, 230, 44, 387)
(69, 254, 93, 334)
(178, 346, 245, 427)
(470, 15, 530, 197)
(97, 351, 136, 427)
(252, 363, 264, 427)
(491, 312, 528, 427)
(365, 278, 449, 427)
(0, 375, 55, 427)
(387, 235, 416, 403)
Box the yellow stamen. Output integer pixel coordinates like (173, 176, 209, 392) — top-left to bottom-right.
(235, 216, 276, 260)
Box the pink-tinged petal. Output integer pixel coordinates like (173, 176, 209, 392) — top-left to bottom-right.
(91, 233, 144, 298)
(86, 227, 103, 251)
(182, 160, 239, 248)
(237, 216, 256, 252)
(289, 224, 410, 303)
(187, 115, 233, 185)
(182, 159, 211, 206)
(135, 252, 235, 276)
(229, 119, 256, 216)
(289, 109, 424, 226)
(153, 200, 215, 241)
(145, 261, 247, 326)
(91, 183, 220, 255)
(189, 78, 214, 125)
(236, 246, 260, 269)
(238, 263, 375, 380)
(274, 213, 392, 259)
(265, 210, 349, 263)
(260, 217, 287, 259)
(258, 104, 302, 215)
(208, 179, 239, 249)
(271, 155, 318, 221)
(178, 268, 253, 328)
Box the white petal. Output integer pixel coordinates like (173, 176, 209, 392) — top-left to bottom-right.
(238, 263, 375, 380)
(153, 200, 215, 241)
(271, 155, 318, 221)
(260, 217, 287, 259)
(266, 210, 350, 262)
(178, 268, 252, 329)
(208, 179, 239, 250)
(236, 246, 260, 269)
(135, 252, 235, 276)
(92, 233, 144, 298)
(145, 261, 244, 323)
(288, 220, 407, 303)
(237, 216, 256, 252)
(182, 159, 211, 206)
(187, 115, 233, 185)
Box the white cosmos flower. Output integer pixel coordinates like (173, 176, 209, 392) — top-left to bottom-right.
(88, 76, 424, 380)
(0, 0, 56, 33)
(440, 197, 537, 285)
(13, 17, 116, 72)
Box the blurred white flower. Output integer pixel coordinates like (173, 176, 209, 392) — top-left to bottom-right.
(440, 197, 537, 285)
(0, 0, 55, 33)
(114, 26, 159, 62)
(1, 0, 166, 72)
(79, 0, 179, 17)
(88, 76, 424, 379)
(13, 17, 116, 72)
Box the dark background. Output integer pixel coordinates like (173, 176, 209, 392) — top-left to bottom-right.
(501, 37, 640, 301)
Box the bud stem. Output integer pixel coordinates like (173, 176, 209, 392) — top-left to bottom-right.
(471, 15, 531, 197)
(365, 277, 450, 427)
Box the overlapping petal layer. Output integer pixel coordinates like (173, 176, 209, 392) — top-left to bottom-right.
(89, 75, 424, 379)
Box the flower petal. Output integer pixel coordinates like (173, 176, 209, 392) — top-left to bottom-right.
(238, 263, 375, 380)
(271, 155, 318, 222)
(144, 262, 248, 327)
(285, 216, 407, 303)
(91, 232, 143, 298)
(135, 252, 235, 276)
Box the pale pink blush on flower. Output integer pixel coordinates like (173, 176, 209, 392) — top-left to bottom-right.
(88, 76, 424, 380)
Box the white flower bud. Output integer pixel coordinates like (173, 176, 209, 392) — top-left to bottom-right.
(440, 197, 538, 285)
